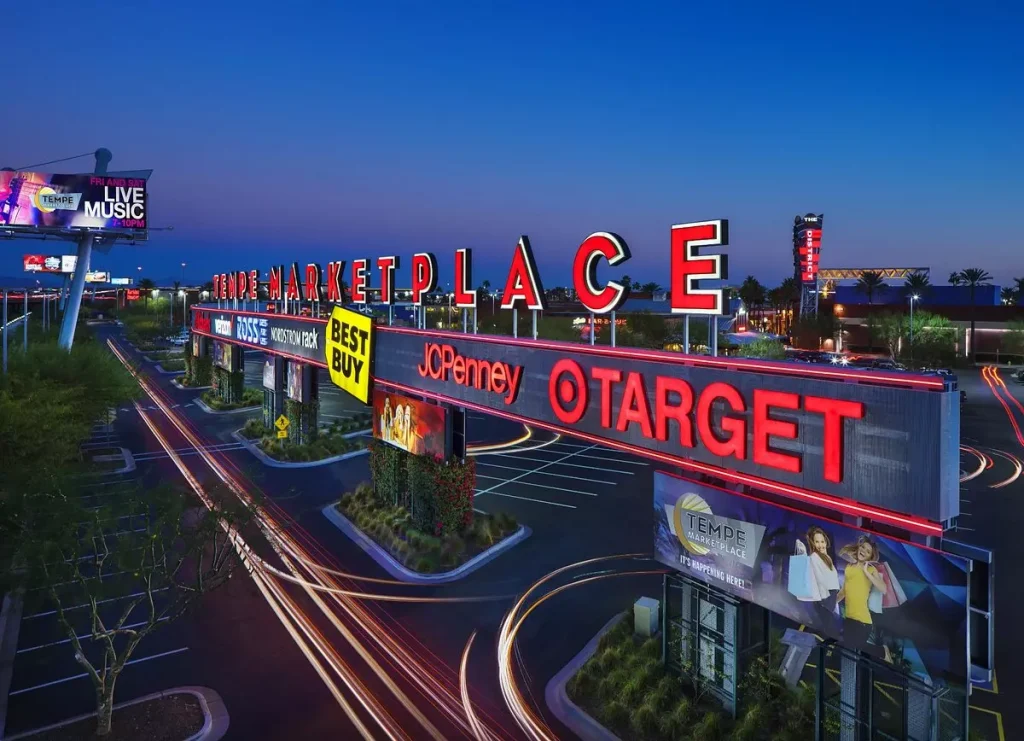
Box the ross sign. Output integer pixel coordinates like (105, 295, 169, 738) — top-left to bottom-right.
(654, 471, 970, 682)
(1, 172, 148, 234)
(275, 415, 290, 431)
(325, 305, 374, 404)
(373, 391, 449, 459)
(235, 314, 269, 347)
(23, 255, 62, 273)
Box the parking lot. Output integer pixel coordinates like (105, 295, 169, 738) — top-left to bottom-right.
(3, 414, 193, 736)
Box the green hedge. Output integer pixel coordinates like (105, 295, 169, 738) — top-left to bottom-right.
(201, 387, 261, 411)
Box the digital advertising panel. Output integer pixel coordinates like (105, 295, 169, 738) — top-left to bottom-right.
(0, 172, 148, 234)
(126, 289, 141, 302)
(370, 327, 960, 525)
(372, 391, 448, 459)
(213, 341, 234, 371)
(23, 255, 62, 273)
(653, 471, 970, 684)
(287, 362, 308, 402)
(263, 359, 276, 390)
(192, 309, 321, 364)
(61, 255, 78, 273)
(84, 271, 109, 283)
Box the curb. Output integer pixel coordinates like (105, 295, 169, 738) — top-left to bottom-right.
(232, 431, 369, 469)
(90, 447, 136, 475)
(321, 504, 530, 584)
(194, 397, 260, 415)
(544, 612, 627, 741)
(0, 591, 25, 739)
(155, 363, 186, 375)
(171, 378, 212, 391)
(3, 685, 228, 741)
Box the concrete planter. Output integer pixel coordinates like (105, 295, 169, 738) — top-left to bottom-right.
(194, 397, 260, 415)
(321, 504, 530, 584)
(171, 377, 212, 391)
(231, 430, 370, 468)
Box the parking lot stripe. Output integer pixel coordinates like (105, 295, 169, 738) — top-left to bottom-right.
(475, 474, 599, 497)
(17, 617, 170, 654)
(474, 461, 617, 485)
(476, 443, 598, 494)
(487, 452, 635, 475)
(8, 647, 190, 696)
(23, 588, 170, 620)
(520, 441, 650, 465)
(474, 489, 576, 509)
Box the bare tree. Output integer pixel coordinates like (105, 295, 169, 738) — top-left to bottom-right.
(25, 483, 253, 735)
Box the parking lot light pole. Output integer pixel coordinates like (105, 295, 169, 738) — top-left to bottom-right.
(909, 294, 919, 362)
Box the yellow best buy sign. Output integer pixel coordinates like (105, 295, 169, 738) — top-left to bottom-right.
(325, 306, 374, 404)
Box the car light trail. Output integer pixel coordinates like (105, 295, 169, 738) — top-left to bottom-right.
(984, 448, 1023, 489)
(982, 366, 1024, 448)
(467, 425, 533, 453)
(960, 446, 987, 482)
(109, 339, 513, 741)
(460, 631, 488, 741)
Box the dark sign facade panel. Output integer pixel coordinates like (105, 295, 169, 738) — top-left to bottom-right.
(654, 471, 969, 683)
(371, 329, 959, 524)
(192, 309, 327, 367)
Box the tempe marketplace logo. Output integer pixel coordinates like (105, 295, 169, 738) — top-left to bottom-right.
(664, 492, 765, 570)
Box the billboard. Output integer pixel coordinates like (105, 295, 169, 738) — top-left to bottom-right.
(61, 255, 78, 274)
(126, 289, 141, 301)
(213, 341, 234, 371)
(192, 310, 315, 362)
(111, 277, 133, 286)
(0, 172, 147, 234)
(263, 359, 277, 390)
(372, 390, 448, 459)
(85, 271, 109, 283)
(371, 328, 960, 525)
(23, 255, 62, 273)
(654, 471, 970, 683)
(325, 305, 375, 404)
(793, 214, 823, 285)
(287, 362, 308, 402)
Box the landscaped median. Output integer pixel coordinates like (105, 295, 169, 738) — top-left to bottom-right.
(322, 441, 528, 582)
(235, 416, 370, 466)
(196, 388, 262, 413)
(548, 613, 815, 741)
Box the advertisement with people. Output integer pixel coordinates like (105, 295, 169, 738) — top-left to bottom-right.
(213, 342, 233, 371)
(1, 172, 147, 233)
(287, 363, 307, 402)
(654, 471, 970, 683)
(372, 391, 448, 459)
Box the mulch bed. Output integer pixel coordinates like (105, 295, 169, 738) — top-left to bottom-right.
(25, 693, 204, 741)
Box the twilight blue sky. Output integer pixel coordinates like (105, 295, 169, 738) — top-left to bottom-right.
(3, 1, 1021, 288)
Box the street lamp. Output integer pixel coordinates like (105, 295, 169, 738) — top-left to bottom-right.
(181, 262, 186, 284)
(909, 294, 920, 361)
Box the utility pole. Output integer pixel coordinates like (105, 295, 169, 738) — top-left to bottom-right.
(58, 148, 111, 350)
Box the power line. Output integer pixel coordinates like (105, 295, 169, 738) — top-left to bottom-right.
(10, 151, 96, 171)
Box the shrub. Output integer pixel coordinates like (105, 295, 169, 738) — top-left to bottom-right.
(630, 703, 659, 739)
(601, 701, 629, 732)
(241, 419, 268, 440)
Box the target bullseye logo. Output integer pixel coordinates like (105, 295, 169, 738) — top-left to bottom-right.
(549, 358, 588, 424)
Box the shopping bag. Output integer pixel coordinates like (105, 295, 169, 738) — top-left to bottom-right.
(869, 586, 884, 614)
(880, 563, 907, 608)
(787, 555, 814, 600)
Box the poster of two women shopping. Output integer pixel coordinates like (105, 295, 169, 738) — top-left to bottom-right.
(654, 471, 971, 684)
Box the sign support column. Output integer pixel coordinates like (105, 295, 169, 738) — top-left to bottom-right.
(57, 233, 93, 350)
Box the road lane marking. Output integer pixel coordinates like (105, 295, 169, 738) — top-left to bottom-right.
(24, 588, 170, 619)
(17, 617, 171, 654)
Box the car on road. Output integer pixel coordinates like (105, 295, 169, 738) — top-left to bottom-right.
(167, 331, 189, 346)
(1013, 368, 1024, 384)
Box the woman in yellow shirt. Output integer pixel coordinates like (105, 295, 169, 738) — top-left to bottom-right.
(836, 535, 891, 662)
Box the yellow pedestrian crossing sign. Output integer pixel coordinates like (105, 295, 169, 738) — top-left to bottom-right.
(275, 415, 290, 431)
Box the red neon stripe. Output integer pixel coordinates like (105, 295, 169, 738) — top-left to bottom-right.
(190, 329, 329, 368)
(658, 469, 954, 556)
(375, 377, 943, 536)
(376, 325, 945, 390)
(189, 305, 945, 389)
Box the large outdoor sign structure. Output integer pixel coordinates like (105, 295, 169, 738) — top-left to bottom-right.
(195, 216, 992, 690)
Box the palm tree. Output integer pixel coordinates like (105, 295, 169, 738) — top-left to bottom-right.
(904, 271, 930, 300)
(948, 272, 963, 287)
(855, 271, 887, 305)
(480, 279, 491, 294)
(138, 277, 156, 307)
(1001, 287, 1017, 305)
(738, 276, 766, 327)
(767, 287, 786, 334)
(640, 282, 663, 294)
(620, 275, 633, 293)
(779, 277, 800, 333)
(1014, 277, 1024, 305)
(855, 271, 887, 351)
(959, 268, 992, 360)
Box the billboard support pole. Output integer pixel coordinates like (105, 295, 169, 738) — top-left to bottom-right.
(23, 292, 28, 349)
(2, 291, 7, 374)
(589, 313, 595, 345)
(683, 315, 690, 354)
(57, 233, 94, 350)
(473, 307, 478, 334)
(532, 309, 537, 340)
(711, 316, 718, 357)
(513, 309, 518, 339)
(611, 310, 617, 347)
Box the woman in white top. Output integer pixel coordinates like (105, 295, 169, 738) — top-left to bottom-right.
(798, 526, 841, 628)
